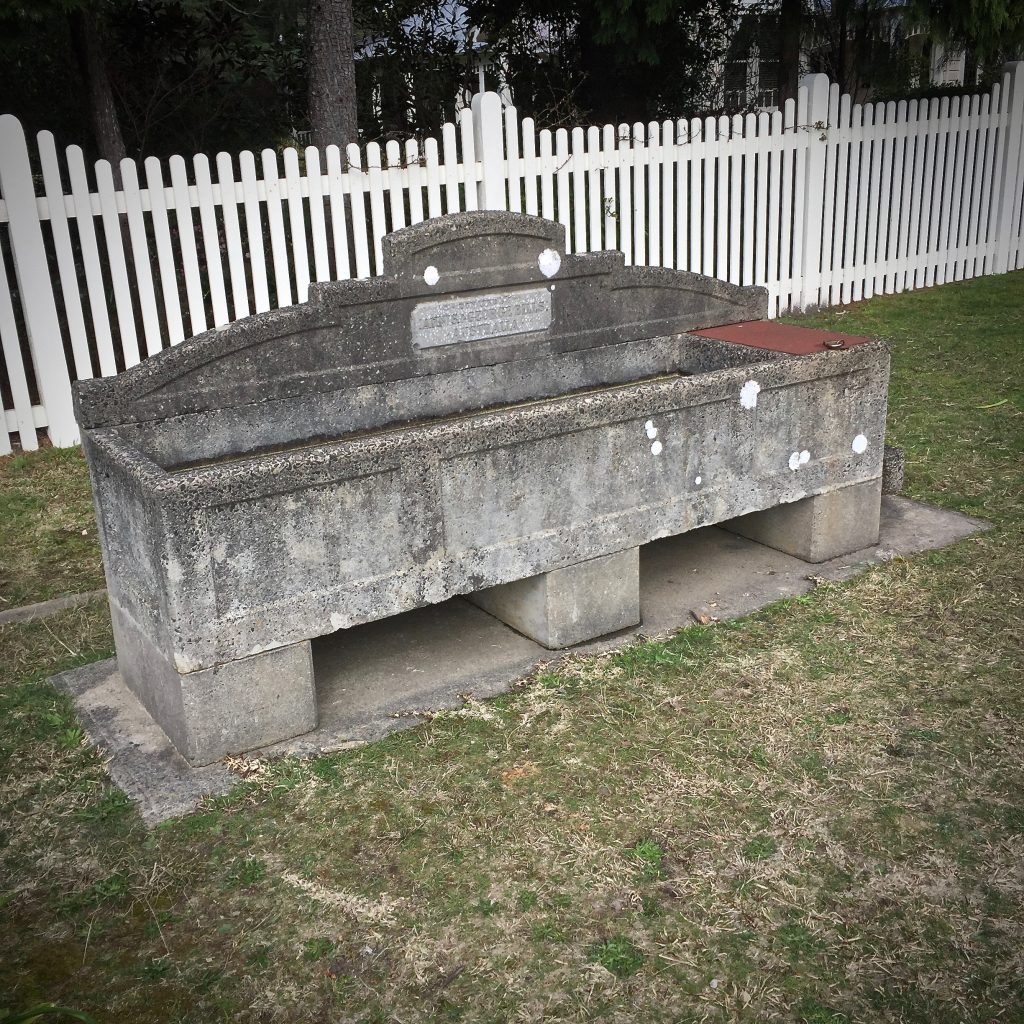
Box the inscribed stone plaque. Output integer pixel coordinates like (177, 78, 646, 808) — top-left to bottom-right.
(411, 287, 552, 349)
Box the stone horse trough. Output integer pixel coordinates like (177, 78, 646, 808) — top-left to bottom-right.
(76, 211, 889, 766)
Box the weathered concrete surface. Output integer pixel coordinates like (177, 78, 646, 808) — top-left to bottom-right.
(725, 477, 883, 563)
(108, 598, 317, 766)
(52, 495, 987, 823)
(469, 547, 640, 648)
(76, 211, 889, 765)
(75, 212, 768, 453)
(883, 444, 906, 494)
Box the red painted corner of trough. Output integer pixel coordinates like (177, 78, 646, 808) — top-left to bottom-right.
(692, 320, 874, 356)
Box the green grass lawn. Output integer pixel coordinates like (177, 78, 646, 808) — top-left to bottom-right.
(1, 273, 1022, 1023)
(0, 447, 103, 609)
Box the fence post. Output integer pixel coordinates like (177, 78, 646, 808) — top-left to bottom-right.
(471, 92, 508, 211)
(799, 73, 831, 309)
(0, 115, 78, 447)
(993, 61, 1024, 274)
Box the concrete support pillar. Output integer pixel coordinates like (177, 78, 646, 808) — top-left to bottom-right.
(468, 547, 641, 649)
(725, 477, 882, 564)
(109, 598, 317, 765)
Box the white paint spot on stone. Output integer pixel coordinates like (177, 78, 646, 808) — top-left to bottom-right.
(852, 433, 868, 454)
(740, 380, 761, 410)
(694, 475, 702, 485)
(644, 420, 658, 439)
(799, 449, 810, 465)
(423, 265, 439, 286)
(650, 440, 663, 456)
(331, 612, 345, 631)
(789, 451, 802, 471)
(538, 248, 561, 277)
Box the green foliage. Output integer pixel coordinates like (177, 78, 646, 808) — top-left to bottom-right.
(224, 856, 266, 889)
(797, 1001, 849, 1024)
(775, 921, 821, 959)
(2, 0, 1020, 158)
(588, 0, 695, 65)
(75, 788, 132, 824)
(629, 838, 666, 881)
(466, 0, 746, 123)
(302, 937, 335, 961)
(0, 0, 303, 155)
(0, 0, 472, 156)
(588, 935, 645, 977)
(909, 0, 1024, 62)
(355, 1, 473, 139)
(741, 835, 778, 861)
(106, 0, 307, 157)
(516, 889, 538, 910)
(64, 871, 130, 911)
(531, 920, 565, 941)
(137, 958, 171, 981)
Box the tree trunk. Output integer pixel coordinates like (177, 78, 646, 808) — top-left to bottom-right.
(69, 5, 128, 176)
(779, 0, 802, 106)
(308, 0, 358, 156)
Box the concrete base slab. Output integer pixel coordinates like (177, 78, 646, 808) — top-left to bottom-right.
(51, 659, 235, 823)
(51, 496, 987, 823)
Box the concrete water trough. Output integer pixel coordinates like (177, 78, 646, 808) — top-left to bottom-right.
(75, 211, 890, 766)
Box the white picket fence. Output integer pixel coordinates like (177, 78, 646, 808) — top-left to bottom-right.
(2, 66, 1023, 452)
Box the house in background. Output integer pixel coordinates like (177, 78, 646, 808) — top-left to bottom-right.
(722, 9, 783, 110)
(455, 2, 1001, 120)
(721, 1, 1002, 113)
(911, 33, 981, 90)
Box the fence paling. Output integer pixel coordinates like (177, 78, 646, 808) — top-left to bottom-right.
(586, 126, 601, 253)
(0, 114, 77, 447)
(2, 67, 1023, 451)
(963, 98, 984, 279)
(38, 131, 93, 379)
(0, 236, 33, 453)
(994, 63, 1024, 273)
(881, 102, 903, 295)
(941, 99, 964, 286)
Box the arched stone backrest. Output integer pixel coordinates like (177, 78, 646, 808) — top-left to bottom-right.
(74, 211, 766, 433)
